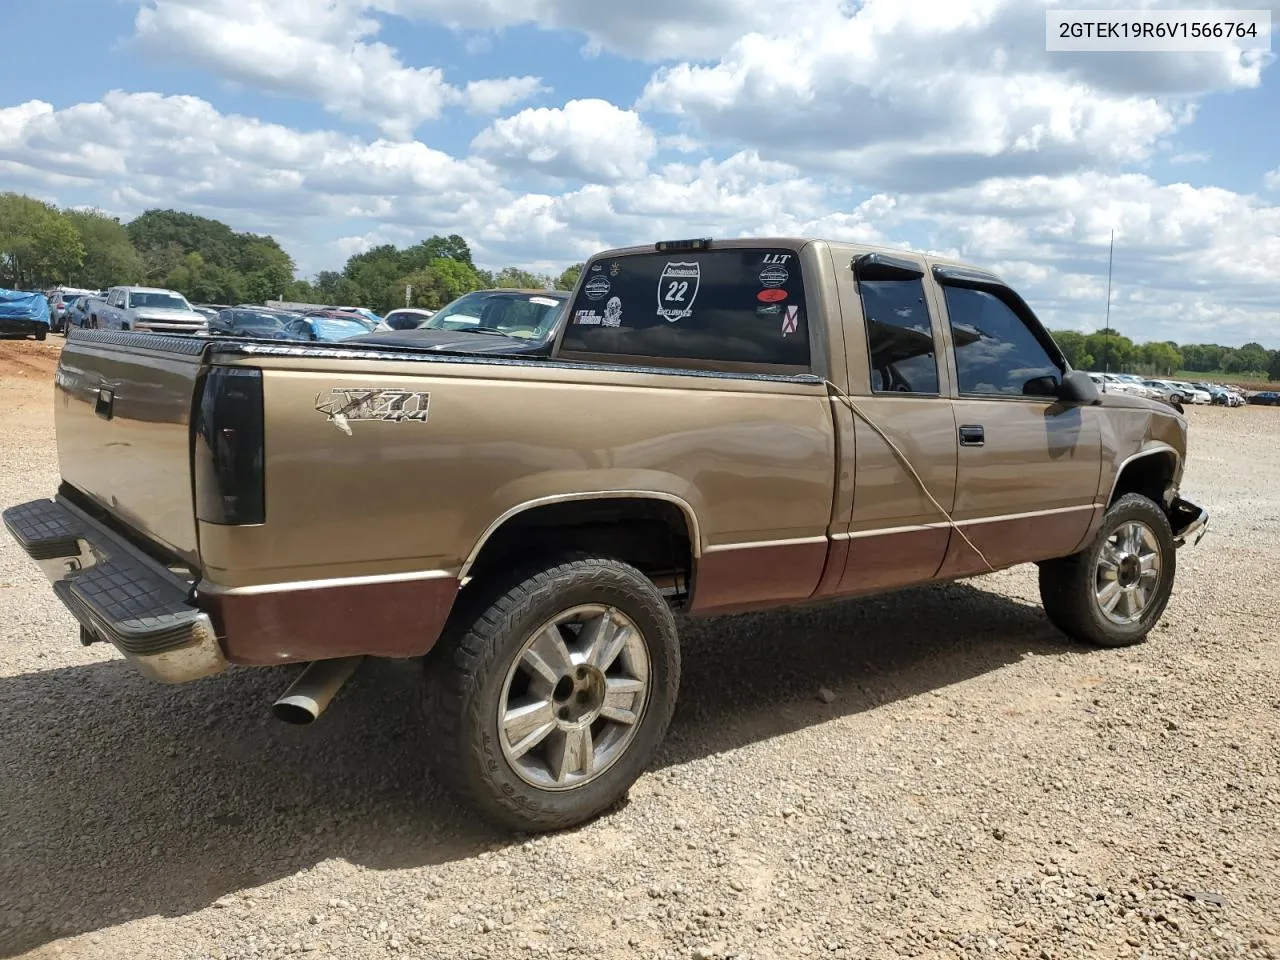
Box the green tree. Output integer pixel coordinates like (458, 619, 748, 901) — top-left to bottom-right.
(1269, 350, 1280, 382)
(63, 208, 144, 289)
(555, 263, 584, 291)
(493, 266, 551, 289)
(1049, 330, 1094, 370)
(1139, 341, 1182, 375)
(1085, 331, 1136, 372)
(0, 193, 85, 288)
(1225, 342, 1269, 376)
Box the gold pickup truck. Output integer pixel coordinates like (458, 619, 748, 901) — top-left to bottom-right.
(3, 236, 1207, 832)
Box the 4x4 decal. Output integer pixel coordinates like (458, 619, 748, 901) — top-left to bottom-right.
(314, 387, 430, 435)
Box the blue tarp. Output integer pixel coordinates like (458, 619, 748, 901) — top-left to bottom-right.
(0, 288, 50, 326)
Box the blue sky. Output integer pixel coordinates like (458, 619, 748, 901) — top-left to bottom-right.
(2, 0, 1277, 345)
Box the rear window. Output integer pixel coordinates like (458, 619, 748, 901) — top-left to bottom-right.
(559, 248, 810, 371)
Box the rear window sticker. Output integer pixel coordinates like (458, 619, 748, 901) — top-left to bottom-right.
(758, 288, 788, 303)
(603, 297, 623, 327)
(584, 276, 610, 300)
(759, 265, 788, 287)
(658, 261, 700, 322)
(782, 305, 799, 336)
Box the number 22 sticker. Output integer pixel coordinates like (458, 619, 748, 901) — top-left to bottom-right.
(657, 261, 700, 322)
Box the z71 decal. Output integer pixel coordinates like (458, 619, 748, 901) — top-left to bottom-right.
(315, 387, 430, 435)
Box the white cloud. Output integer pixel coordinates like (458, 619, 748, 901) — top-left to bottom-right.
(132, 0, 544, 137)
(472, 99, 656, 184)
(379, 0, 833, 59)
(1266, 168, 1280, 191)
(637, 0, 1266, 189)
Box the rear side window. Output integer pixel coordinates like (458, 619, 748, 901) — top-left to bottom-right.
(559, 249, 810, 371)
(860, 278, 939, 394)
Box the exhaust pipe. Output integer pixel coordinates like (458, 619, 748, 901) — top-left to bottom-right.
(272, 656, 364, 725)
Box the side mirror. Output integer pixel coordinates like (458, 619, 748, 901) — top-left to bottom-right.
(1055, 369, 1100, 404)
(1022, 375, 1060, 398)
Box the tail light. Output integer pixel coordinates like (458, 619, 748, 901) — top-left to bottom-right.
(194, 367, 265, 524)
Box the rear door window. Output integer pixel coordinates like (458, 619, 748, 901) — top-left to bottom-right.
(558, 248, 810, 372)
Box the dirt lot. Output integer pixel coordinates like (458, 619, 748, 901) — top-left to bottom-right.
(1, 340, 1278, 960)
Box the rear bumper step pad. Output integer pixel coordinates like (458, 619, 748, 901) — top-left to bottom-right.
(3, 497, 227, 683)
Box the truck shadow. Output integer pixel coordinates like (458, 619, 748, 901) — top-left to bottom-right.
(0, 579, 1075, 956)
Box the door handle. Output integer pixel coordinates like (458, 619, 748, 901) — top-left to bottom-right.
(959, 424, 984, 446)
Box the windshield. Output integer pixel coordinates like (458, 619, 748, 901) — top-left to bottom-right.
(423, 292, 565, 340)
(129, 292, 190, 311)
(312, 317, 370, 341)
(236, 311, 285, 330)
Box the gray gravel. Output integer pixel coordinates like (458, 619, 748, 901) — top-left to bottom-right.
(1, 343, 1278, 959)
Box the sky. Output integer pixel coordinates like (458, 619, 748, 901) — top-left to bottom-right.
(1, 0, 1277, 346)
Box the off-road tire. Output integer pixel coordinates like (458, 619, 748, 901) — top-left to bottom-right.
(425, 556, 680, 832)
(1039, 493, 1176, 648)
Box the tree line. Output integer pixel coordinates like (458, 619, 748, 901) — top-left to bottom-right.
(0, 192, 582, 313)
(1050, 329, 1280, 382)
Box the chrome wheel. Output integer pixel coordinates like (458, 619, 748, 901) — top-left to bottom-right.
(1095, 520, 1162, 624)
(498, 604, 650, 791)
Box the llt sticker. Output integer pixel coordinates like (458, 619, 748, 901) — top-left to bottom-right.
(603, 297, 623, 327)
(584, 275, 610, 300)
(781, 305, 799, 336)
(759, 265, 788, 287)
(658, 261, 700, 322)
(762, 253, 791, 265)
(314, 387, 430, 436)
(758, 288, 788, 303)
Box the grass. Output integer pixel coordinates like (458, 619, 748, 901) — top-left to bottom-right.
(1173, 371, 1276, 393)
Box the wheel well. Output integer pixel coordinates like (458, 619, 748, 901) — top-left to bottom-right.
(1111, 452, 1177, 509)
(464, 498, 695, 604)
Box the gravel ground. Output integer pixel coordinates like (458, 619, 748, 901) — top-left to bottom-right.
(1, 340, 1278, 960)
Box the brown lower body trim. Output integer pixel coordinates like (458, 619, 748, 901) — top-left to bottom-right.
(690, 539, 829, 615)
(936, 506, 1096, 579)
(200, 575, 459, 665)
(830, 526, 950, 596)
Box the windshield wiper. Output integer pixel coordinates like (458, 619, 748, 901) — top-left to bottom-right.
(452, 324, 518, 338)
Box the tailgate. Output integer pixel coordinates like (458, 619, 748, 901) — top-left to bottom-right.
(55, 331, 207, 564)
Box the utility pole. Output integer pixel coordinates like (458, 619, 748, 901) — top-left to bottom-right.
(1103, 228, 1115, 374)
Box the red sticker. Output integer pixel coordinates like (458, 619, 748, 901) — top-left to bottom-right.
(757, 288, 788, 303)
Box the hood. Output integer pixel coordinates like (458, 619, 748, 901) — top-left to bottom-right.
(133, 307, 205, 321)
(1096, 388, 1186, 419)
(347, 327, 553, 356)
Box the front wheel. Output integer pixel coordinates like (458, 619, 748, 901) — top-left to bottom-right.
(1039, 493, 1177, 648)
(425, 556, 680, 832)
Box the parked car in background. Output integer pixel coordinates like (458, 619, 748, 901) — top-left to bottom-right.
(192, 303, 231, 322)
(352, 289, 570, 357)
(1171, 381, 1211, 405)
(1248, 391, 1280, 406)
(1087, 372, 1149, 398)
(0, 288, 51, 339)
(46, 287, 98, 333)
(208, 308, 291, 339)
(279, 313, 372, 343)
(383, 307, 435, 330)
(1141, 380, 1183, 404)
(333, 306, 383, 326)
(62, 295, 95, 335)
(88, 286, 209, 334)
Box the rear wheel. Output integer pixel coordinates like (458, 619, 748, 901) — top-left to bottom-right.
(425, 556, 680, 832)
(1039, 493, 1176, 648)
